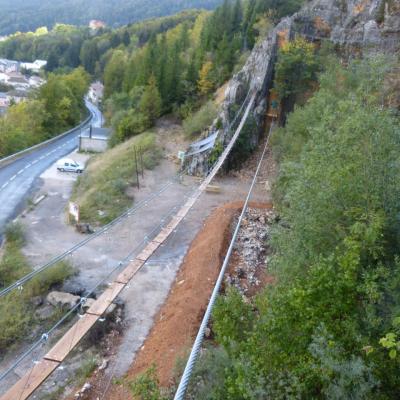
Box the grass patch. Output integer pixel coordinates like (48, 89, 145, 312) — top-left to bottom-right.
(72, 131, 161, 225)
(75, 356, 98, 386)
(182, 100, 218, 138)
(0, 222, 75, 353)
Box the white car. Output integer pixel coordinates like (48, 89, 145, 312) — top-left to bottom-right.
(57, 158, 84, 173)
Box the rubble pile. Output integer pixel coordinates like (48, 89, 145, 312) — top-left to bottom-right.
(225, 207, 275, 295)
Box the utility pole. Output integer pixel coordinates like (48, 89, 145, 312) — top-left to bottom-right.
(134, 146, 140, 189)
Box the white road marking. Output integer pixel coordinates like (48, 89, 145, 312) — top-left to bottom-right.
(32, 160, 38, 165)
(1, 182, 8, 189)
(17, 169, 23, 175)
(9, 175, 16, 181)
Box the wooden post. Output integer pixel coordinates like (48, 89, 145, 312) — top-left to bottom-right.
(134, 146, 140, 189)
(140, 146, 144, 178)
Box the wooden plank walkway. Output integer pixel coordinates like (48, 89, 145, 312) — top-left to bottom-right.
(0, 93, 256, 400)
(0, 360, 60, 400)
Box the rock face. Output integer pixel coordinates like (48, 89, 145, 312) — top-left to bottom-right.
(47, 291, 80, 309)
(293, 0, 400, 52)
(185, 0, 400, 175)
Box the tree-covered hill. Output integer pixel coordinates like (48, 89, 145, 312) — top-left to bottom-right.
(0, 0, 223, 35)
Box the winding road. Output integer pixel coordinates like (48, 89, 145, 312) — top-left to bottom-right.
(0, 100, 102, 232)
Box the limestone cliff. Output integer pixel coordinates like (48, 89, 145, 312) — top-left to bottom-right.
(185, 0, 400, 175)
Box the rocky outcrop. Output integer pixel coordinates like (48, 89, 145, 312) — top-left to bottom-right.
(185, 0, 400, 176)
(186, 17, 293, 176)
(293, 0, 400, 53)
(47, 291, 80, 309)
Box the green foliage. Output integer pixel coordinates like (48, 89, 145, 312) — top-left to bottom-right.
(129, 365, 167, 400)
(0, 292, 33, 350)
(29, 261, 75, 295)
(182, 100, 217, 137)
(0, 1, 221, 36)
(139, 75, 162, 124)
(208, 140, 223, 166)
(213, 288, 253, 350)
(274, 37, 319, 101)
(196, 56, 400, 399)
(226, 113, 257, 169)
(110, 111, 150, 146)
(185, 346, 234, 399)
(75, 356, 98, 385)
(4, 221, 25, 247)
(0, 67, 89, 158)
(0, 223, 74, 353)
(72, 132, 161, 225)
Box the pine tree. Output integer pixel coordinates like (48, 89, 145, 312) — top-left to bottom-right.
(198, 61, 214, 95)
(139, 75, 162, 124)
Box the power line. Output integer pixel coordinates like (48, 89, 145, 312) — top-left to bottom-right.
(174, 120, 275, 400)
(0, 177, 178, 299)
(0, 193, 196, 386)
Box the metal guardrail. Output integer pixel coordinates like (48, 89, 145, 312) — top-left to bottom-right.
(0, 111, 93, 168)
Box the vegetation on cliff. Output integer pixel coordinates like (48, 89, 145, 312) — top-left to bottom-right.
(187, 55, 400, 399)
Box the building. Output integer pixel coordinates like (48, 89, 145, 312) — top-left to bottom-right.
(0, 59, 19, 74)
(6, 90, 28, 104)
(20, 59, 47, 73)
(28, 75, 45, 88)
(89, 20, 106, 30)
(88, 81, 104, 105)
(7, 73, 30, 90)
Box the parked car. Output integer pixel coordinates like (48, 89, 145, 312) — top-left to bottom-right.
(57, 158, 84, 173)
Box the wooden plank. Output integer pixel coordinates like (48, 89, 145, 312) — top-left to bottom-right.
(165, 215, 183, 231)
(0, 359, 60, 400)
(153, 227, 173, 244)
(136, 241, 161, 261)
(177, 204, 192, 218)
(86, 282, 125, 316)
(206, 185, 221, 193)
(44, 314, 99, 363)
(115, 259, 145, 284)
(185, 196, 198, 208)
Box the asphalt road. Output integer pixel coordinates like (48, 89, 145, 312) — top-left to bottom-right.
(0, 100, 102, 232)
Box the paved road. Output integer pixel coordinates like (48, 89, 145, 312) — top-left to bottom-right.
(0, 100, 102, 232)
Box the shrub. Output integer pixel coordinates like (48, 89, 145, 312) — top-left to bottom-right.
(4, 221, 25, 246)
(29, 260, 75, 296)
(129, 365, 167, 400)
(182, 101, 217, 138)
(72, 132, 161, 225)
(0, 293, 32, 350)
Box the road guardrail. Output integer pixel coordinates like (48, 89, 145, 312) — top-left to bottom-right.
(0, 112, 92, 168)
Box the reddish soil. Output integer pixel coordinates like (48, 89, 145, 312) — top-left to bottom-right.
(94, 201, 272, 400)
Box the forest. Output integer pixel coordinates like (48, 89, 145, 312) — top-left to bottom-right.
(0, 0, 223, 35)
(0, 67, 89, 157)
(0, 0, 299, 152)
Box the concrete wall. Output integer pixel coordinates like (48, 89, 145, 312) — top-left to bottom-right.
(79, 136, 108, 153)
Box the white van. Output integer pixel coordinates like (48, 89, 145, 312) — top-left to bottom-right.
(57, 158, 84, 173)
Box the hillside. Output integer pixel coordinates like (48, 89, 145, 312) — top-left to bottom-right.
(0, 0, 222, 35)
